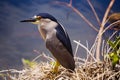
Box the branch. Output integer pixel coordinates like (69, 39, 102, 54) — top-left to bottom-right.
(54, 1, 99, 32)
(74, 40, 80, 57)
(87, 0, 101, 25)
(69, 0, 72, 5)
(101, 0, 115, 26)
(96, 0, 115, 61)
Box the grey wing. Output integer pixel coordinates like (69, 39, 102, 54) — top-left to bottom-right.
(55, 23, 73, 57)
(46, 36, 75, 70)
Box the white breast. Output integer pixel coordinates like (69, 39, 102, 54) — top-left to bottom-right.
(37, 20, 58, 40)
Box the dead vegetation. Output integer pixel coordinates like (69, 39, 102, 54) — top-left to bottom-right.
(0, 50, 120, 80)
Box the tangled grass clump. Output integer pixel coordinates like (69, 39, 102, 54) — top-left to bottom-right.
(0, 51, 120, 80)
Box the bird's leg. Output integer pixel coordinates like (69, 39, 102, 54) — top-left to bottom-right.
(53, 60, 60, 73)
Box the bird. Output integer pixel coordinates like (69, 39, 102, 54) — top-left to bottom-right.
(20, 13, 75, 72)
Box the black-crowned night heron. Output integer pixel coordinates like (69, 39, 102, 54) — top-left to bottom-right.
(20, 13, 75, 72)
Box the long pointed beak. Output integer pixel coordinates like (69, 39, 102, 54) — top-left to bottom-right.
(20, 18, 36, 22)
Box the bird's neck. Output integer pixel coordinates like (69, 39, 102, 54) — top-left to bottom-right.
(38, 21, 58, 40)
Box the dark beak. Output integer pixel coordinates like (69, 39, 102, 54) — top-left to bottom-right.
(20, 18, 36, 22)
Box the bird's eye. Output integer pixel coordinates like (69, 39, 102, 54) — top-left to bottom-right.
(36, 16, 41, 20)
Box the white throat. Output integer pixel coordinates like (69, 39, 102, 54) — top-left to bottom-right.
(37, 19, 58, 40)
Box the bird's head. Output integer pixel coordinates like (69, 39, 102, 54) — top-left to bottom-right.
(20, 13, 58, 25)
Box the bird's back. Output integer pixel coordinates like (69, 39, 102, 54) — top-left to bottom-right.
(55, 23, 73, 57)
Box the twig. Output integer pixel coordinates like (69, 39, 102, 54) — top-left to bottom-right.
(108, 31, 118, 40)
(75, 69, 82, 80)
(104, 31, 118, 54)
(85, 40, 90, 64)
(69, 0, 72, 5)
(73, 40, 97, 62)
(90, 36, 97, 61)
(96, 0, 115, 61)
(33, 50, 54, 62)
(92, 71, 111, 80)
(74, 57, 86, 63)
(101, 0, 115, 26)
(69, 5, 98, 32)
(0, 69, 24, 73)
(102, 20, 120, 35)
(32, 54, 43, 62)
(74, 40, 80, 57)
(108, 71, 120, 80)
(54, 1, 99, 32)
(101, 40, 105, 56)
(87, 0, 101, 25)
(106, 31, 118, 54)
(79, 68, 93, 80)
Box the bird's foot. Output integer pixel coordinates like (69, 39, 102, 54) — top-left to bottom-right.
(52, 61, 60, 73)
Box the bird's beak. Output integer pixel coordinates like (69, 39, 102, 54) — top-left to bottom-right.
(20, 18, 37, 22)
(20, 16, 41, 24)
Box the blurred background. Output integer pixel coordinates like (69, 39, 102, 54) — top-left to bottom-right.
(0, 0, 120, 70)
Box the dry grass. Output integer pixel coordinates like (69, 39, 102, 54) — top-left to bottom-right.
(0, 47, 120, 80)
(0, 59, 120, 80)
